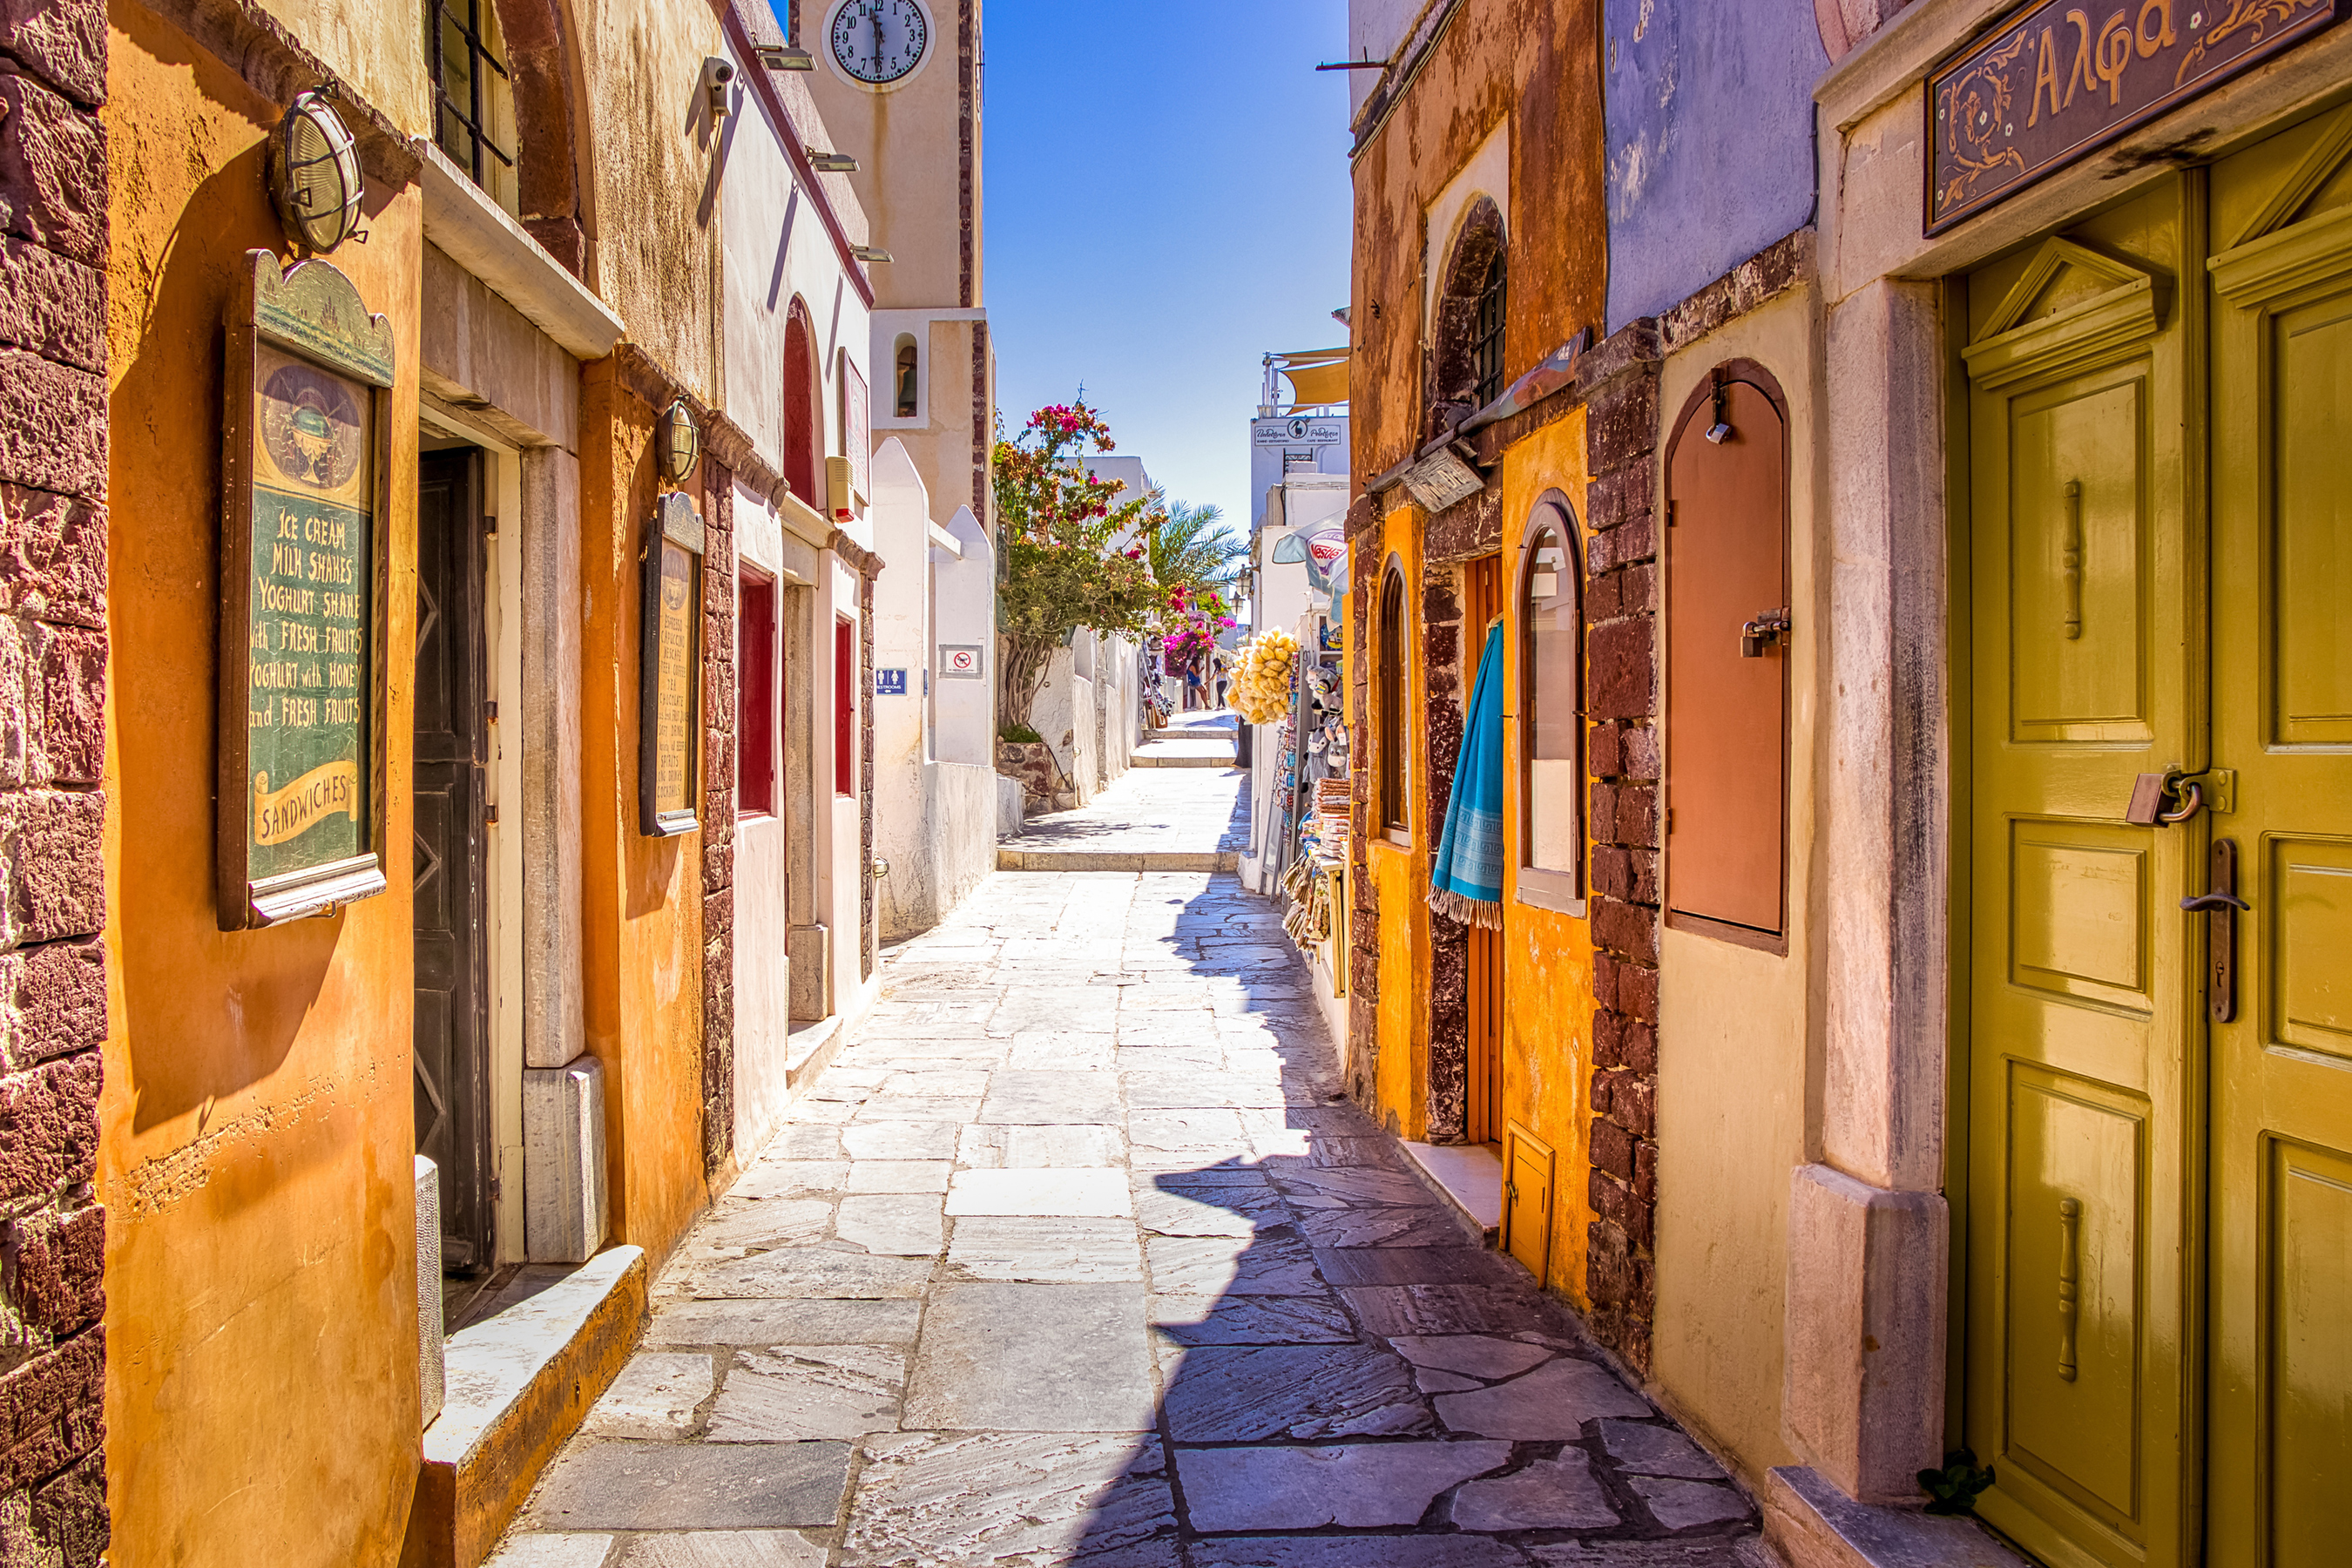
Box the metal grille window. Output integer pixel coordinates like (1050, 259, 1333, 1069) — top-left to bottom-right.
(1470, 253, 1507, 408)
(429, 0, 517, 211)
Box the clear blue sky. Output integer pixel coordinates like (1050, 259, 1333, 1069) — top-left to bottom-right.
(983, 1, 1355, 534)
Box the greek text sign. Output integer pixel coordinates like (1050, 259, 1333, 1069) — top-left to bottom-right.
(1928, 0, 2340, 233)
(219, 253, 392, 929)
(639, 492, 706, 838)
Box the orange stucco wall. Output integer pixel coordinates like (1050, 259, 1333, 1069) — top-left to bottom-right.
(100, 11, 426, 1562)
(1499, 410, 1597, 1305)
(577, 364, 710, 1260)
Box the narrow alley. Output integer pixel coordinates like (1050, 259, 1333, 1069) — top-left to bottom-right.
(490, 743, 1767, 1566)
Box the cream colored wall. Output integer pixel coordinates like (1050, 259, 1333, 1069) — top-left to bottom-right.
(252, 0, 432, 130)
(1652, 284, 1820, 1485)
(573, 0, 727, 393)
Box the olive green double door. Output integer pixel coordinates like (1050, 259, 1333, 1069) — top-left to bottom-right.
(1964, 106, 2352, 1568)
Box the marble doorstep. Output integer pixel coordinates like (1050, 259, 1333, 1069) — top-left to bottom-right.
(1766, 1465, 2033, 1568)
(1399, 1139, 1505, 1241)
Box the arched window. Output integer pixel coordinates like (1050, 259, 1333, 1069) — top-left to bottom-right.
(784, 303, 821, 504)
(1429, 196, 1507, 436)
(894, 335, 919, 419)
(1471, 252, 1507, 408)
(1379, 565, 1409, 836)
(1519, 499, 1582, 904)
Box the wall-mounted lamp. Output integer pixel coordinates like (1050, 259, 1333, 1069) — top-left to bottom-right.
(807, 149, 860, 172)
(851, 246, 893, 264)
(756, 43, 815, 69)
(704, 57, 736, 118)
(269, 91, 366, 253)
(1703, 371, 1734, 444)
(658, 399, 702, 484)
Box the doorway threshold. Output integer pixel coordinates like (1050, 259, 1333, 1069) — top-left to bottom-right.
(1399, 1139, 1504, 1244)
(1765, 1465, 2031, 1568)
(412, 1246, 647, 1567)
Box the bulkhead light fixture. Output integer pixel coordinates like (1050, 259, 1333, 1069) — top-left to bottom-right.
(269, 91, 366, 253)
(658, 399, 702, 484)
(851, 245, 892, 264)
(808, 149, 859, 172)
(756, 43, 815, 69)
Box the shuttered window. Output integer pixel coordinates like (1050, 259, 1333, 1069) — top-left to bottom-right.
(1665, 369, 1788, 943)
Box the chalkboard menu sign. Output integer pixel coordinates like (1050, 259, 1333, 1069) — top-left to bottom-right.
(218, 252, 392, 929)
(640, 491, 706, 837)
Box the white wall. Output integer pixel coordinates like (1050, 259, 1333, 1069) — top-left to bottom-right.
(720, 38, 868, 490)
(932, 504, 992, 765)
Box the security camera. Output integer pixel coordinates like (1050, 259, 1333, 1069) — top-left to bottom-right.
(706, 58, 736, 118)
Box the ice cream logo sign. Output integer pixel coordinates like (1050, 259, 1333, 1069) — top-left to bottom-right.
(1927, 0, 2339, 233)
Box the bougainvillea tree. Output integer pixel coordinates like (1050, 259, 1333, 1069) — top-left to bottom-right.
(993, 402, 1166, 733)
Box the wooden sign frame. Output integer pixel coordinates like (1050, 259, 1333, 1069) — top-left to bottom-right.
(218, 250, 395, 929)
(639, 490, 706, 837)
(1926, 0, 2342, 234)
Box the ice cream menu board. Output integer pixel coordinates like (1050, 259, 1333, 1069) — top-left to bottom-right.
(639, 491, 706, 837)
(218, 252, 392, 929)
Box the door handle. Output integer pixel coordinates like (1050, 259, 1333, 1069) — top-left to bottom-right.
(2058, 1196, 2081, 1382)
(1740, 608, 1791, 658)
(2181, 839, 2242, 1023)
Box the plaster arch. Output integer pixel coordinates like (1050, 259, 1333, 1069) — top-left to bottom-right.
(489, 0, 595, 273)
(1429, 194, 1507, 435)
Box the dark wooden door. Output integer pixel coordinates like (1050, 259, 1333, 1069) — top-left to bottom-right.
(414, 449, 491, 1272)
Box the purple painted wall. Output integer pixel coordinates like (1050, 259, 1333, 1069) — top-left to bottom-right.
(1601, 0, 1828, 329)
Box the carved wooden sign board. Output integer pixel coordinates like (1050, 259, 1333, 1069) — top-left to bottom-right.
(640, 490, 706, 837)
(219, 251, 394, 929)
(1928, 0, 2341, 234)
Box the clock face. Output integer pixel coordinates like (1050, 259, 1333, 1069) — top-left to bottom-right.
(830, 0, 929, 85)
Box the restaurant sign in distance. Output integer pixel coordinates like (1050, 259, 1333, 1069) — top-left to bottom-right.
(218, 251, 392, 929)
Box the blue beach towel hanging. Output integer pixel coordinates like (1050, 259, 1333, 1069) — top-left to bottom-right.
(1428, 618, 1504, 929)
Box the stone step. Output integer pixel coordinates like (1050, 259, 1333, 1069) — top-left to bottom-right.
(997, 848, 1240, 872)
(1399, 1140, 1505, 1247)
(1765, 1465, 2031, 1568)
(1132, 753, 1236, 769)
(414, 1246, 649, 1567)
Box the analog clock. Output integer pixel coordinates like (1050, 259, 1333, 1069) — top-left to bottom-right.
(829, 0, 929, 85)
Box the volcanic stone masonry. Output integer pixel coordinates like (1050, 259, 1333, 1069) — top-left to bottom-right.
(0, 0, 113, 1558)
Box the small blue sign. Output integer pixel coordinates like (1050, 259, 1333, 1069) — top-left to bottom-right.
(875, 667, 909, 697)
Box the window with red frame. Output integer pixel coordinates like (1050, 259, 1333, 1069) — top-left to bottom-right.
(738, 571, 776, 816)
(834, 616, 855, 796)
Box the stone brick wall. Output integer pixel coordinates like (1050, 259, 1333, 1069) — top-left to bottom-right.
(700, 467, 737, 1179)
(0, 0, 109, 1557)
(1579, 320, 1663, 1375)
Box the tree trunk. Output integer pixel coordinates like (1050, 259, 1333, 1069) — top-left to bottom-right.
(999, 634, 1056, 733)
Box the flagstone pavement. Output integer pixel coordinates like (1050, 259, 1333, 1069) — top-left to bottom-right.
(491, 768, 1771, 1567)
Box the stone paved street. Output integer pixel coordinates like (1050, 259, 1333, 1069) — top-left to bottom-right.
(493, 763, 1767, 1566)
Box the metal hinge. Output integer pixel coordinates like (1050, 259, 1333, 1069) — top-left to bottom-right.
(1666, 499, 1678, 528)
(484, 515, 499, 538)
(485, 700, 498, 724)
(486, 803, 499, 827)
